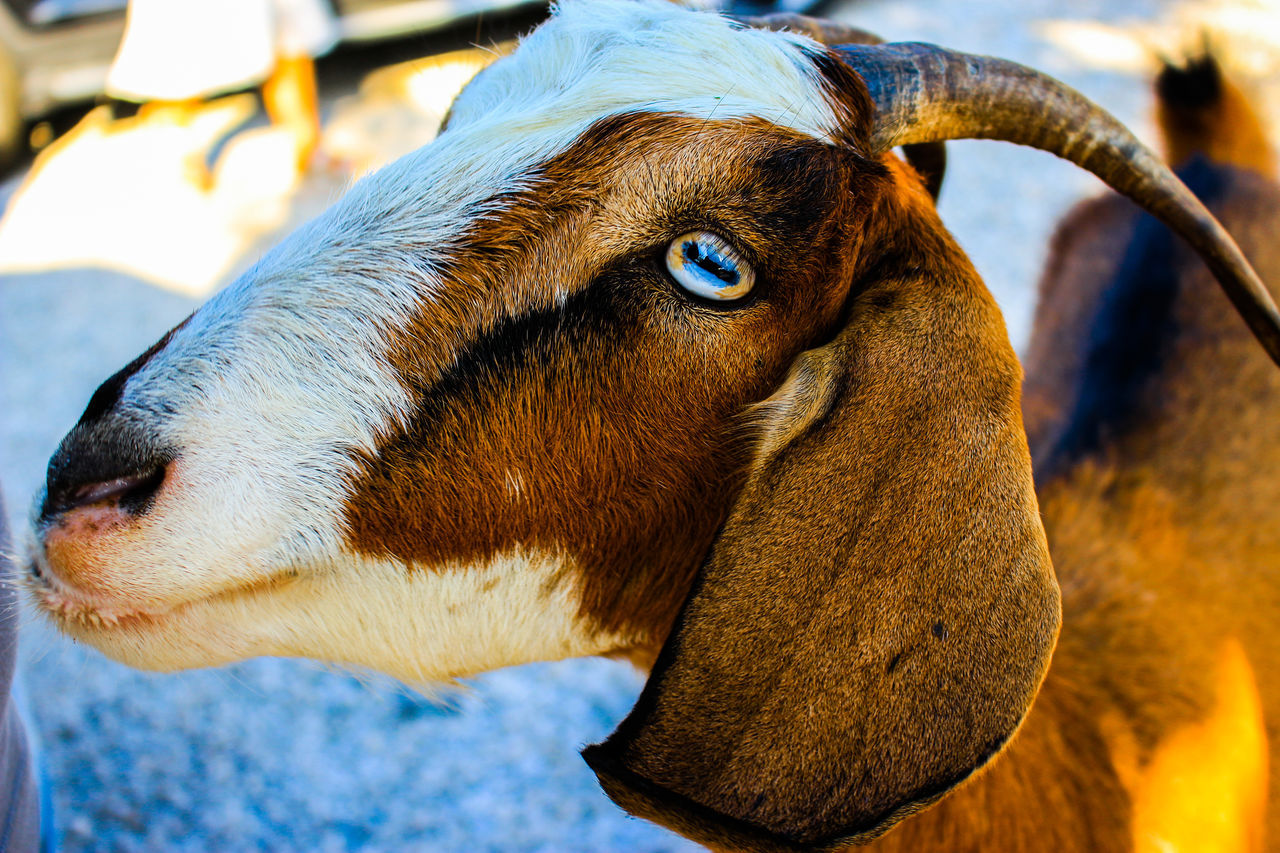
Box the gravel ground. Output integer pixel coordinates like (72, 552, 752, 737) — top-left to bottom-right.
(1, 0, 1277, 850)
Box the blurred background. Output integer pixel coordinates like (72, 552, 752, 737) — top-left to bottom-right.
(0, 0, 1277, 849)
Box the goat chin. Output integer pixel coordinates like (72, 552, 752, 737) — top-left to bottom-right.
(29, 536, 630, 682)
(22, 1, 1280, 848)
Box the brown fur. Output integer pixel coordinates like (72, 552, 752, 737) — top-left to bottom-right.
(586, 56, 1280, 852)
(586, 156, 1058, 850)
(1155, 54, 1275, 178)
(342, 112, 883, 650)
(1021, 193, 1135, 456)
(342, 67, 1062, 845)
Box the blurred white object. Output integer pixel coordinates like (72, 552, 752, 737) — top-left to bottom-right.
(0, 97, 315, 294)
(0, 0, 545, 166)
(106, 0, 338, 101)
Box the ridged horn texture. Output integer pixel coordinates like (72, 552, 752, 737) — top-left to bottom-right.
(732, 14, 947, 199)
(838, 41, 1280, 367)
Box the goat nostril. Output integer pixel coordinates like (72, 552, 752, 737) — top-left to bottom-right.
(52, 466, 167, 518)
(71, 468, 163, 509)
(42, 412, 172, 522)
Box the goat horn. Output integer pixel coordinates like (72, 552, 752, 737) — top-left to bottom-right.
(732, 15, 947, 199)
(838, 41, 1280, 367)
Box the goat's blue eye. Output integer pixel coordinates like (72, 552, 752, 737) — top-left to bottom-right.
(665, 231, 754, 302)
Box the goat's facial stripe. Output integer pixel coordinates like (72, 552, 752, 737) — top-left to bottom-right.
(402, 271, 633, 416)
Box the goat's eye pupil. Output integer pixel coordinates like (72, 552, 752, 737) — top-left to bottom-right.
(666, 231, 754, 302)
(682, 242, 738, 285)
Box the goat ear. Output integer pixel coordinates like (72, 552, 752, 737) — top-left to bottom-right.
(583, 238, 1061, 851)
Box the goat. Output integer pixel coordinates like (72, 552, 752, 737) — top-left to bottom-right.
(21, 1, 1280, 849)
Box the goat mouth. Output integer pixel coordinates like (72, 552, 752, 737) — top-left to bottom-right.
(27, 558, 301, 634)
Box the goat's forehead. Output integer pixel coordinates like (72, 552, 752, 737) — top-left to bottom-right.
(370, 4, 834, 242)
(331, 0, 841, 230)
(447, 0, 840, 143)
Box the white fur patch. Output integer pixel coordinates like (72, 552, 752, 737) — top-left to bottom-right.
(47, 547, 627, 682)
(447, 0, 841, 144)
